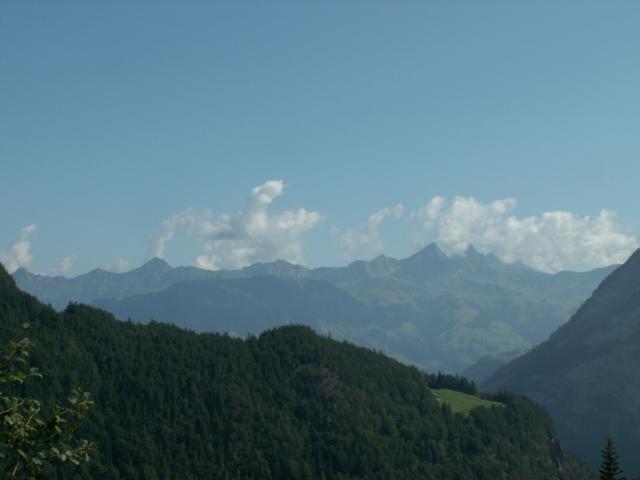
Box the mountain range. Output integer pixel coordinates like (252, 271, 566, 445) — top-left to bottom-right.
(0, 263, 594, 479)
(484, 248, 640, 474)
(13, 244, 615, 373)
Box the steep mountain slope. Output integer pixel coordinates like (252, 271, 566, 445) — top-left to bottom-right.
(484, 249, 640, 473)
(0, 263, 593, 479)
(14, 245, 615, 372)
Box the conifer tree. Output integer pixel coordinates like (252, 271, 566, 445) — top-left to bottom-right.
(599, 436, 625, 480)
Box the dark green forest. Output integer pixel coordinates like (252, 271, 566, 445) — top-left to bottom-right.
(0, 264, 591, 479)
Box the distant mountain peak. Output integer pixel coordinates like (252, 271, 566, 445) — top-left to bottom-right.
(87, 267, 109, 275)
(245, 259, 300, 269)
(11, 267, 63, 280)
(463, 244, 480, 256)
(240, 259, 309, 278)
(407, 243, 446, 260)
(365, 254, 398, 276)
(459, 245, 504, 267)
(134, 257, 172, 274)
(371, 254, 387, 261)
(11, 266, 31, 278)
(269, 259, 297, 267)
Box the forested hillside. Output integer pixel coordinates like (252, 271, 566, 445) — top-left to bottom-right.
(1, 264, 592, 479)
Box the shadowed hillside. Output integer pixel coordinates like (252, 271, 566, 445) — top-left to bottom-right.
(484, 249, 640, 474)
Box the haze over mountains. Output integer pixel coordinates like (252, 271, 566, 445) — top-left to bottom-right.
(14, 244, 614, 373)
(484, 248, 640, 474)
(0, 263, 592, 479)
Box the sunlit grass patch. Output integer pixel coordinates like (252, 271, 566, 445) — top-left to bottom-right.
(433, 388, 503, 414)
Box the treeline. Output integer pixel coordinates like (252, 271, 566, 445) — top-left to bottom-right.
(425, 372, 477, 394)
(0, 265, 591, 479)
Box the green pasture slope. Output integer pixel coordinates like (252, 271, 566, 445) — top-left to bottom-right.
(433, 389, 502, 414)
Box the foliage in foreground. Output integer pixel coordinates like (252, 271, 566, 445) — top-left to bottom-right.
(0, 331, 94, 479)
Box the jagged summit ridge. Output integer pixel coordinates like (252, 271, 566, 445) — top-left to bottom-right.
(12, 242, 596, 283)
(405, 242, 447, 260)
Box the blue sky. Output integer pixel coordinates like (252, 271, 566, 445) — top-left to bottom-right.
(2, 1, 639, 275)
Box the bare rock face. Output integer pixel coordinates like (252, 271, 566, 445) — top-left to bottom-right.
(484, 249, 640, 474)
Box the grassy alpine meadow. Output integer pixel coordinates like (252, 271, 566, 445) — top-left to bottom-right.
(433, 389, 503, 415)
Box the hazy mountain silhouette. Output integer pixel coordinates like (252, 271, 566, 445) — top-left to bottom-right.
(14, 244, 615, 372)
(93, 276, 373, 336)
(462, 350, 524, 384)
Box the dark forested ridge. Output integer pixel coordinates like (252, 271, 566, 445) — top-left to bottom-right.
(14, 244, 615, 374)
(483, 248, 640, 475)
(1, 264, 592, 479)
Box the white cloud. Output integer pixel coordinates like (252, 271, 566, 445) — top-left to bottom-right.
(0, 224, 37, 273)
(104, 258, 130, 273)
(52, 254, 77, 276)
(116, 258, 130, 272)
(410, 196, 445, 228)
(411, 196, 637, 273)
(152, 180, 324, 270)
(334, 204, 404, 260)
(151, 209, 212, 259)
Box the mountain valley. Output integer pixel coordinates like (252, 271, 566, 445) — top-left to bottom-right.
(14, 245, 615, 373)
